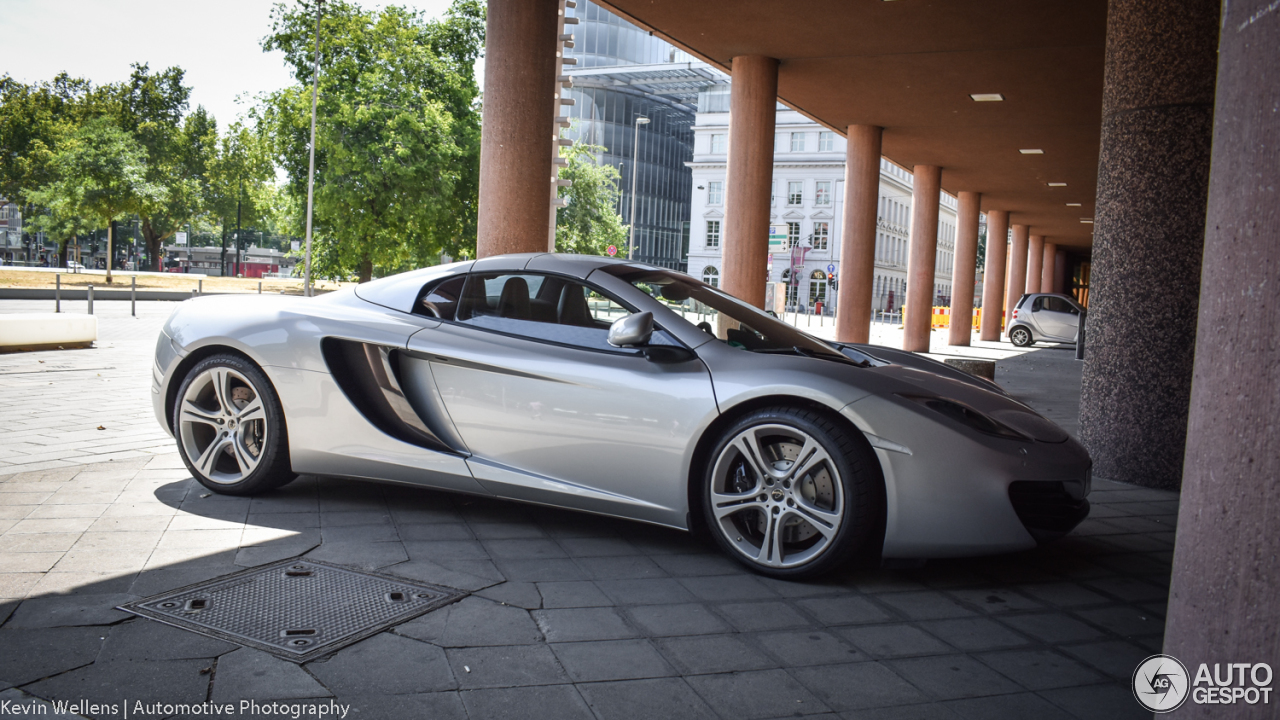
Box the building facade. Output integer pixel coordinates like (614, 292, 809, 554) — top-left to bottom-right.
(686, 105, 964, 313)
(560, 2, 727, 270)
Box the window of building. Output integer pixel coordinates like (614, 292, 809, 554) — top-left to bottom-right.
(790, 132, 805, 152)
(710, 133, 726, 154)
(813, 222, 829, 250)
(705, 220, 721, 249)
(809, 269, 828, 308)
(702, 266, 719, 288)
(787, 222, 801, 247)
(819, 131, 835, 152)
(815, 181, 832, 206)
(708, 181, 723, 205)
(787, 181, 803, 205)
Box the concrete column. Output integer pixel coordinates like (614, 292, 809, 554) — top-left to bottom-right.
(948, 191, 980, 346)
(836, 125, 882, 344)
(1041, 242, 1056, 294)
(1025, 234, 1044, 294)
(978, 210, 1009, 341)
(903, 165, 941, 352)
(721, 56, 779, 309)
(1005, 224, 1029, 319)
(1078, 0, 1218, 489)
(477, 0, 560, 257)
(1164, 0, 1280, 697)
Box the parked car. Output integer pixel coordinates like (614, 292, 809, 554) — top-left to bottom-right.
(65, 261, 86, 272)
(152, 254, 1091, 578)
(1007, 293, 1085, 347)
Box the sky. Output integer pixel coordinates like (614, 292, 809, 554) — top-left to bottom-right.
(0, 0, 465, 129)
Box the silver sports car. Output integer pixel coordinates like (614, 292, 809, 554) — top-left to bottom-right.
(152, 253, 1091, 578)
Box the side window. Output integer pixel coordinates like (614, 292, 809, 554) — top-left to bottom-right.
(454, 273, 677, 353)
(414, 276, 466, 320)
(1044, 297, 1077, 314)
(1032, 297, 1045, 311)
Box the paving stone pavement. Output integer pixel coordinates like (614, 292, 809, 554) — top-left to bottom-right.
(0, 299, 1177, 719)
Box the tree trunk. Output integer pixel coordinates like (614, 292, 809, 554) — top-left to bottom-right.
(106, 220, 114, 283)
(141, 220, 165, 272)
(358, 254, 373, 283)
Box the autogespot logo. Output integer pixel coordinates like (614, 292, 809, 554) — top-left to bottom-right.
(1133, 654, 1190, 713)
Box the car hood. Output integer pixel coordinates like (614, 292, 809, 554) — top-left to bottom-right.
(857, 362, 1069, 443)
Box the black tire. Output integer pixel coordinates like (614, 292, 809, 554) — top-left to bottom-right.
(701, 406, 881, 579)
(172, 353, 295, 495)
(1009, 325, 1034, 347)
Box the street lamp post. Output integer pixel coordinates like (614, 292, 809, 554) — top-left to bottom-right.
(627, 116, 649, 260)
(303, 0, 323, 297)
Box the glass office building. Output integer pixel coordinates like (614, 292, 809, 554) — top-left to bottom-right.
(561, 2, 725, 270)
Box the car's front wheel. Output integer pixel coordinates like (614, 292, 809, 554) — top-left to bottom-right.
(702, 407, 880, 579)
(173, 353, 295, 495)
(1009, 326, 1034, 347)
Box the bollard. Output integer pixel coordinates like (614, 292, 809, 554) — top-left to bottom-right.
(87, 285, 94, 315)
(131, 275, 136, 317)
(191, 288, 197, 299)
(1075, 315, 1086, 360)
(198, 279, 203, 296)
(258, 281, 262, 294)
(56, 274, 61, 313)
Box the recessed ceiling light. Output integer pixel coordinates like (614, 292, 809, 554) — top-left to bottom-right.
(1080, 218, 1094, 224)
(1019, 149, 1043, 154)
(1066, 202, 1082, 207)
(970, 93, 1004, 102)
(1048, 182, 1067, 187)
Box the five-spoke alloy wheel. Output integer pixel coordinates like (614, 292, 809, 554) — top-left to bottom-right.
(703, 407, 880, 578)
(174, 354, 294, 495)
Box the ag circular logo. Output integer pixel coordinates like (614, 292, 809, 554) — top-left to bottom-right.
(1134, 654, 1190, 712)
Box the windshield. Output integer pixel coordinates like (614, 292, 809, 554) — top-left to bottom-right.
(599, 265, 845, 358)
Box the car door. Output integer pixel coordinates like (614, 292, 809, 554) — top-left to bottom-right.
(1035, 296, 1081, 340)
(404, 270, 718, 527)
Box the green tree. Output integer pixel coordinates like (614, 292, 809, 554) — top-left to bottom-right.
(205, 120, 277, 272)
(0, 74, 98, 210)
(261, 0, 484, 282)
(554, 142, 628, 256)
(24, 118, 161, 281)
(103, 64, 210, 271)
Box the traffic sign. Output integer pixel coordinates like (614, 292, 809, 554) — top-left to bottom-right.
(827, 263, 835, 274)
(767, 225, 789, 252)
(606, 245, 618, 256)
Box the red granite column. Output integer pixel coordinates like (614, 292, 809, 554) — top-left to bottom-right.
(1005, 224, 1029, 322)
(979, 210, 1009, 341)
(476, 0, 559, 257)
(903, 165, 941, 352)
(1165, 0, 1280, 697)
(836, 125, 883, 344)
(1041, 242, 1057, 294)
(1026, 234, 1044, 294)
(721, 56, 779, 309)
(948, 191, 980, 346)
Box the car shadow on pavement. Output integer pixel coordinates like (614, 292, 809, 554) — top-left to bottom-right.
(0, 456, 1178, 720)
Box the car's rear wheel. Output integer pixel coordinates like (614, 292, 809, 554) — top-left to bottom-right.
(1009, 326, 1034, 347)
(702, 407, 879, 579)
(173, 353, 295, 495)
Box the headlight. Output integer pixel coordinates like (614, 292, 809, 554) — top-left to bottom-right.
(898, 395, 1029, 441)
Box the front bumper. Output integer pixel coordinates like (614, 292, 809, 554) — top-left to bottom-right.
(842, 394, 1092, 559)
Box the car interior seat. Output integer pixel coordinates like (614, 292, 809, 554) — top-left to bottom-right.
(497, 277, 531, 320)
(557, 284, 595, 327)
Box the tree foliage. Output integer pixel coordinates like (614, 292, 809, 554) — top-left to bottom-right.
(554, 142, 628, 256)
(24, 118, 161, 274)
(261, 0, 484, 282)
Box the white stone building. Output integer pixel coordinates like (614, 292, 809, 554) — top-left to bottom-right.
(686, 102, 962, 314)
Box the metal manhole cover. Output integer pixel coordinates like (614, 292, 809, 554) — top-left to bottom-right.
(119, 559, 465, 663)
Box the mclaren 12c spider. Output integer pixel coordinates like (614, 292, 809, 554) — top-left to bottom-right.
(152, 253, 1091, 578)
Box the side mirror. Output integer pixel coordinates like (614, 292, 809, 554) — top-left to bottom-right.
(607, 311, 653, 347)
